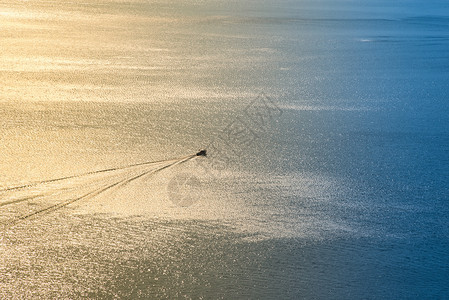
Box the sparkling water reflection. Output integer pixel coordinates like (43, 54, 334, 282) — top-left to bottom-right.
(1, 0, 449, 298)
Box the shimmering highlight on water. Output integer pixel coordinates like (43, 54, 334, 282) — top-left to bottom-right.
(1, 0, 449, 298)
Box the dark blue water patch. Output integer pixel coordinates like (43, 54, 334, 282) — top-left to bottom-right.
(258, 236, 449, 299)
(403, 16, 449, 27)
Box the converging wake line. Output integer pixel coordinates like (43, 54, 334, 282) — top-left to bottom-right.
(0, 155, 191, 193)
(1, 150, 206, 229)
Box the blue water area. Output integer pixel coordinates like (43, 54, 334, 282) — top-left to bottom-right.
(1, 0, 448, 298)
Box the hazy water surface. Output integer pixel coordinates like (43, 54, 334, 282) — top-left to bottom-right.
(1, 0, 449, 298)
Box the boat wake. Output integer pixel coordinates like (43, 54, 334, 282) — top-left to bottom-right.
(0, 153, 200, 229)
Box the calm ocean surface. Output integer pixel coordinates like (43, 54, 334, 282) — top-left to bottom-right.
(1, 0, 448, 298)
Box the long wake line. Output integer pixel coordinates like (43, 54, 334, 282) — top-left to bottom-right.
(0, 154, 193, 193)
(1, 152, 202, 229)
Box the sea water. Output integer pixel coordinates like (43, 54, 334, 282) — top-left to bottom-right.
(1, 0, 448, 298)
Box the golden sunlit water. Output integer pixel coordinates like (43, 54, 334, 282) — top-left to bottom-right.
(1, 0, 449, 298)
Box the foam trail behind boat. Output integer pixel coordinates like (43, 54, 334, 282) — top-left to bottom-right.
(1, 153, 199, 228)
(0, 155, 192, 193)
